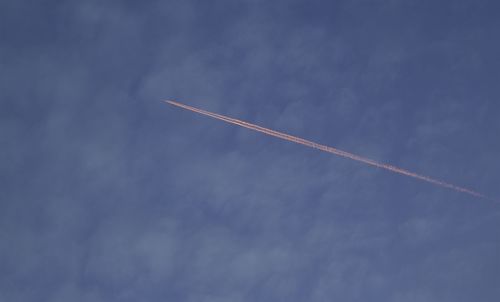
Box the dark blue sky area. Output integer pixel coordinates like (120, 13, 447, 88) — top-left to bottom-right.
(1, 1, 499, 301)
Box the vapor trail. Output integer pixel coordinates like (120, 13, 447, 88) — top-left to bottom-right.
(165, 100, 493, 202)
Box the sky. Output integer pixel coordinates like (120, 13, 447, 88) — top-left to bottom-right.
(1, 0, 500, 301)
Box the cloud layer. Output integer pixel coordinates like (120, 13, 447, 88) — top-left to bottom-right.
(1, 1, 499, 301)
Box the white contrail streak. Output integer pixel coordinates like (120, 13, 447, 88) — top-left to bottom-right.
(164, 100, 494, 202)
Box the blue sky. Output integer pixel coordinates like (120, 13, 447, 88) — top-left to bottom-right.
(1, 1, 500, 301)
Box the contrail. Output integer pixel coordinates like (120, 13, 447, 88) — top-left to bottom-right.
(164, 100, 494, 202)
